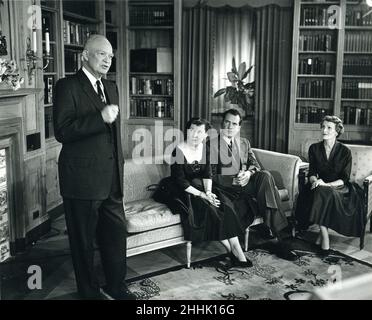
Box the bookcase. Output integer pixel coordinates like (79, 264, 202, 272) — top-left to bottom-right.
(40, 0, 120, 211)
(289, 0, 372, 158)
(123, 0, 182, 158)
(342, 0, 372, 128)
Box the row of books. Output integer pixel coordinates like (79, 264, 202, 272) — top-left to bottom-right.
(343, 59, 372, 75)
(300, 7, 332, 26)
(300, 5, 372, 27)
(296, 106, 329, 123)
(63, 20, 93, 46)
(129, 6, 173, 26)
(130, 99, 174, 118)
(342, 106, 372, 125)
(43, 76, 54, 105)
(64, 49, 82, 73)
(342, 81, 372, 99)
(297, 79, 335, 98)
(345, 9, 372, 26)
(130, 77, 173, 96)
(298, 57, 333, 75)
(299, 33, 336, 51)
(344, 32, 372, 52)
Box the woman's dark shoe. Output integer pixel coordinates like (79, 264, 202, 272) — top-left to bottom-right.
(318, 248, 331, 257)
(229, 253, 253, 268)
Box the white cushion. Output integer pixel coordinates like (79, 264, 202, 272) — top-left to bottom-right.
(126, 199, 181, 233)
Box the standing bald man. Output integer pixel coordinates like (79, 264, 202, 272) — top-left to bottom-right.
(54, 35, 135, 300)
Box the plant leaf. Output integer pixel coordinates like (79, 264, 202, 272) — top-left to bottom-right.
(238, 62, 246, 80)
(237, 94, 247, 107)
(242, 65, 254, 81)
(244, 81, 255, 89)
(227, 72, 238, 82)
(224, 92, 231, 102)
(214, 88, 226, 98)
(231, 57, 238, 74)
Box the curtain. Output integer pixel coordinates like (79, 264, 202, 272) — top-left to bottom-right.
(181, 6, 216, 131)
(212, 7, 255, 114)
(254, 5, 293, 153)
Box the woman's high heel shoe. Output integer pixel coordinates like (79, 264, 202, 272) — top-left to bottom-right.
(229, 253, 253, 268)
(318, 248, 331, 257)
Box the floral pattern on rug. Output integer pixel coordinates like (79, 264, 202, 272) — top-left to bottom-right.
(128, 248, 370, 300)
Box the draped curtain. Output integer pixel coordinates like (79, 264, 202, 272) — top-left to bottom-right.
(212, 8, 255, 114)
(255, 5, 293, 152)
(181, 6, 216, 131)
(182, 1, 294, 151)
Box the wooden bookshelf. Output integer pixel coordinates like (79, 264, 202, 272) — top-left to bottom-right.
(123, 0, 182, 158)
(288, 0, 372, 157)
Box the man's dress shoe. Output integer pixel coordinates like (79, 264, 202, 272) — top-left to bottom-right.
(274, 243, 298, 261)
(101, 286, 137, 300)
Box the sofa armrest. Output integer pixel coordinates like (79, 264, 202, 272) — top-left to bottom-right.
(364, 174, 372, 217)
(364, 174, 372, 184)
(252, 148, 303, 203)
(299, 162, 309, 193)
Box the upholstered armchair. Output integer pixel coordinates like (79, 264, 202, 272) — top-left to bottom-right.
(346, 144, 372, 249)
(298, 144, 372, 250)
(244, 148, 304, 251)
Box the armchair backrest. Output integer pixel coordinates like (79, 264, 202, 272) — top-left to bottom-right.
(252, 148, 302, 205)
(345, 144, 372, 187)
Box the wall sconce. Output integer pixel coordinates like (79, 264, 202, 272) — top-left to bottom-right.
(23, 36, 39, 85)
(22, 34, 52, 85)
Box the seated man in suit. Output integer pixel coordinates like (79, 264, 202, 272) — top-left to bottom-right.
(209, 109, 298, 261)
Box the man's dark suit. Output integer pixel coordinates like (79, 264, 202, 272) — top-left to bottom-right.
(210, 135, 288, 235)
(54, 69, 126, 299)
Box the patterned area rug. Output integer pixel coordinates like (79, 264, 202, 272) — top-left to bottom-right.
(127, 248, 372, 300)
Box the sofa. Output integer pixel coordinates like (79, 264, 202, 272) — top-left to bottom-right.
(124, 149, 304, 267)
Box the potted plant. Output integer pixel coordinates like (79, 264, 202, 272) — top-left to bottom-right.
(214, 57, 255, 117)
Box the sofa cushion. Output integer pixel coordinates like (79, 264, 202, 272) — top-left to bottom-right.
(126, 199, 181, 233)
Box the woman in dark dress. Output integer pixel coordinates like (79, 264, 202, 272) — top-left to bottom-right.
(171, 117, 252, 267)
(296, 116, 364, 254)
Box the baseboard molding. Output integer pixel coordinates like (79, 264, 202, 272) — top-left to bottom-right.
(47, 203, 64, 221)
(25, 219, 51, 246)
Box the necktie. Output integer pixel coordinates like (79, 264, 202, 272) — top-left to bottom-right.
(227, 140, 233, 157)
(96, 80, 106, 104)
(228, 140, 233, 151)
(230, 139, 242, 172)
